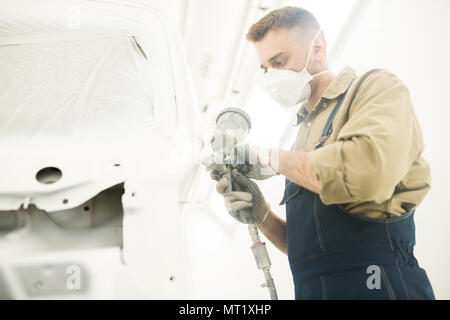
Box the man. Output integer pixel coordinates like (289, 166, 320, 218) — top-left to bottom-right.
(207, 7, 435, 300)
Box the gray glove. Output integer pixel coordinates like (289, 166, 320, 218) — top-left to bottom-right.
(233, 144, 278, 180)
(215, 169, 270, 225)
(202, 153, 228, 181)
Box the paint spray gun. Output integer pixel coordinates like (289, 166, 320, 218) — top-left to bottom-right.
(207, 107, 278, 300)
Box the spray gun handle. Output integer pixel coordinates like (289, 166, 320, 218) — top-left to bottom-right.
(226, 165, 233, 193)
(225, 165, 254, 224)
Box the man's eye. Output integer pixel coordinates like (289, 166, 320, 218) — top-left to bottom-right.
(275, 60, 285, 67)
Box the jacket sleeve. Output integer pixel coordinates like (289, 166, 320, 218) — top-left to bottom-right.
(308, 69, 424, 205)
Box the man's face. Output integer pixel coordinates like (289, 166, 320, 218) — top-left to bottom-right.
(254, 28, 310, 75)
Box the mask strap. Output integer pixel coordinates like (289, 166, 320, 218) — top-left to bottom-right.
(305, 28, 332, 78)
(311, 69, 332, 78)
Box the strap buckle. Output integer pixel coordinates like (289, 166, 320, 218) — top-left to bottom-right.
(314, 136, 329, 150)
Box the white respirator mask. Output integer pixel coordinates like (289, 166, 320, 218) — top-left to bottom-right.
(262, 29, 330, 109)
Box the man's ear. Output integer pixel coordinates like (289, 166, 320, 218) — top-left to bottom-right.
(313, 36, 327, 63)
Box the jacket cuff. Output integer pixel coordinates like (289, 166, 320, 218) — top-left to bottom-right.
(307, 143, 354, 205)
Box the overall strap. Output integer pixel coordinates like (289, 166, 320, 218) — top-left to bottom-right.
(314, 79, 356, 150)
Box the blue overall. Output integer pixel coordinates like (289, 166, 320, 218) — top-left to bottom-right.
(281, 81, 435, 300)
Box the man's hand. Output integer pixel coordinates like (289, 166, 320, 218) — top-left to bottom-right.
(233, 144, 278, 180)
(215, 169, 271, 225)
(201, 153, 228, 181)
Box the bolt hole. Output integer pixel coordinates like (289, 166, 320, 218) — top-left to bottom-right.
(62, 199, 68, 204)
(169, 276, 175, 281)
(83, 206, 90, 211)
(36, 167, 62, 184)
(131, 192, 136, 197)
(114, 163, 121, 167)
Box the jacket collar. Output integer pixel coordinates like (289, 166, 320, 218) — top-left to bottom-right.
(295, 66, 356, 126)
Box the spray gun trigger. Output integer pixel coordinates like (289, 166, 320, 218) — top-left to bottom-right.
(224, 156, 234, 165)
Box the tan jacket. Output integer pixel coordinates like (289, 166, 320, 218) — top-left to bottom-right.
(292, 66, 431, 220)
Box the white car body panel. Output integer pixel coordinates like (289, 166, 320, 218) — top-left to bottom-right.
(0, 0, 202, 299)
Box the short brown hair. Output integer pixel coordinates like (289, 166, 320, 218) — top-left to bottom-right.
(246, 6, 321, 43)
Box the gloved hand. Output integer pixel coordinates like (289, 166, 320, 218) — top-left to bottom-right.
(202, 153, 228, 181)
(232, 144, 278, 180)
(214, 169, 271, 225)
